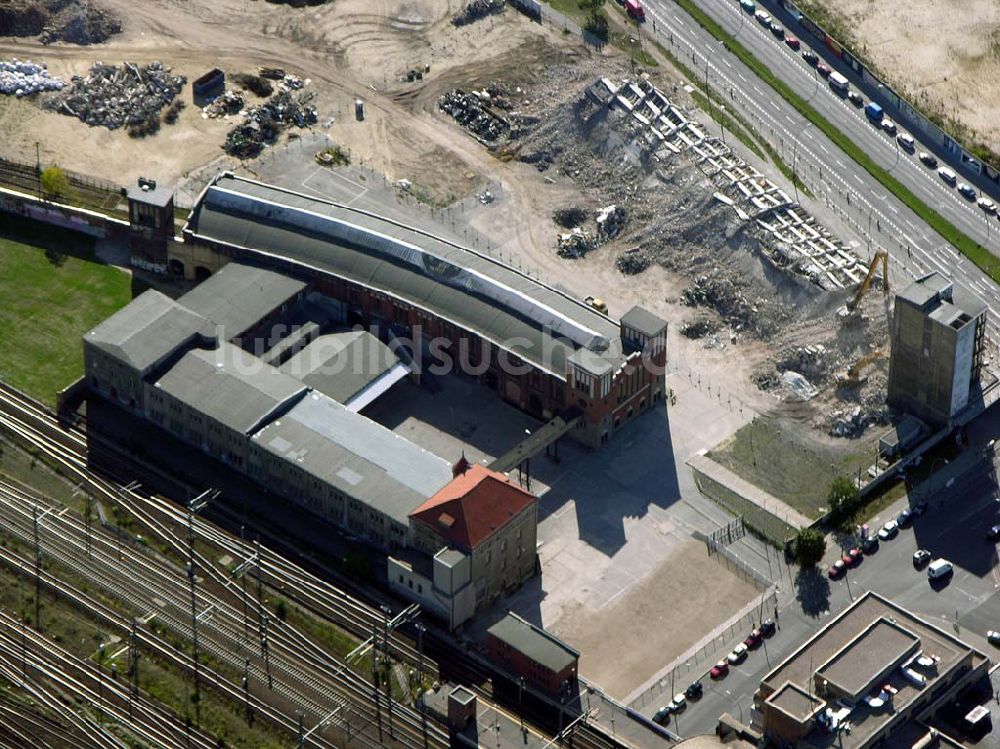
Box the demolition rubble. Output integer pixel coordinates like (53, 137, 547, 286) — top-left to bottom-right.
(0, 59, 64, 96)
(44, 61, 186, 133)
(438, 85, 528, 147)
(452, 0, 505, 26)
(223, 90, 318, 158)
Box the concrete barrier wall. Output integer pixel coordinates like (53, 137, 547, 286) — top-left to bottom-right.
(0, 185, 129, 238)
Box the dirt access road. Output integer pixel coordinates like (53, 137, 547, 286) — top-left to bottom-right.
(802, 0, 1000, 155)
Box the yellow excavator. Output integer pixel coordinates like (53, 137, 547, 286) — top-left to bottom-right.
(840, 349, 886, 385)
(847, 250, 889, 312)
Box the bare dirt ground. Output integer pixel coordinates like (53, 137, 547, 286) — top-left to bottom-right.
(549, 539, 758, 698)
(802, 0, 1000, 155)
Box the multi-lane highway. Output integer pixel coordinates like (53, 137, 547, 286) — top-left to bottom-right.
(635, 0, 1000, 345)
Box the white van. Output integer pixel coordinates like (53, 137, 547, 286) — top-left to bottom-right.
(938, 166, 957, 185)
(828, 71, 849, 95)
(927, 559, 953, 580)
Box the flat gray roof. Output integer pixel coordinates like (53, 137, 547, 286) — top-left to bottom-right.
(898, 272, 987, 320)
(766, 682, 823, 721)
(85, 289, 215, 373)
(815, 618, 919, 699)
(251, 390, 453, 526)
(280, 332, 398, 404)
(127, 181, 173, 208)
(184, 174, 625, 377)
(621, 305, 668, 337)
(488, 612, 579, 674)
(178, 262, 307, 339)
(154, 343, 308, 434)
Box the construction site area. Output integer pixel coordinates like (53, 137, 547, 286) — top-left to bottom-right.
(0, 0, 910, 702)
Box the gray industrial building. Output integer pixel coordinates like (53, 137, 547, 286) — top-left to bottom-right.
(887, 272, 987, 430)
(84, 260, 542, 628)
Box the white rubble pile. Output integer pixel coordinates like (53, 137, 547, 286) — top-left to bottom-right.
(0, 59, 64, 97)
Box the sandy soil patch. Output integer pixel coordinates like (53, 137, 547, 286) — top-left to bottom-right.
(548, 539, 759, 698)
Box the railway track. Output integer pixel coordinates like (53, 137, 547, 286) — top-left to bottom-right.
(0, 384, 446, 749)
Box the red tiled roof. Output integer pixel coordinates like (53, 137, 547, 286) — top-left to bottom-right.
(409, 464, 535, 550)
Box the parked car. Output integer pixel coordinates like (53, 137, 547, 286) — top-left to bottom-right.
(896, 133, 915, 151)
(938, 166, 957, 185)
(988, 630, 1000, 647)
(740, 0, 756, 11)
(653, 706, 671, 725)
(878, 520, 899, 540)
(817, 62, 831, 77)
(710, 660, 730, 679)
(769, 21, 784, 37)
(919, 151, 938, 168)
(843, 548, 863, 567)
(896, 508, 914, 527)
(744, 628, 763, 648)
(848, 91, 864, 106)
(802, 50, 819, 66)
(978, 197, 997, 214)
(958, 183, 976, 200)
(912, 501, 928, 517)
(881, 118, 897, 135)
(987, 524, 1000, 541)
(927, 558, 953, 581)
(669, 694, 687, 712)
(755, 9, 771, 24)
(685, 681, 704, 700)
(913, 549, 932, 567)
(861, 536, 879, 554)
(785, 35, 800, 50)
(727, 644, 748, 664)
(760, 619, 776, 637)
(828, 559, 846, 579)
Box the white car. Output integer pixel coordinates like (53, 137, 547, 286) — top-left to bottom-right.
(727, 643, 748, 664)
(896, 133, 914, 151)
(881, 118, 897, 135)
(978, 197, 997, 214)
(669, 693, 687, 712)
(938, 166, 957, 185)
(878, 520, 899, 540)
(755, 9, 771, 24)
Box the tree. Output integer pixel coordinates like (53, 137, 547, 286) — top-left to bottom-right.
(40, 165, 70, 199)
(827, 475, 860, 519)
(794, 528, 826, 568)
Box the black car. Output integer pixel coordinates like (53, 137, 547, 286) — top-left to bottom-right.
(861, 537, 879, 554)
(802, 50, 819, 66)
(848, 91, 863, 106)
(897, 508, 914, 527)
(760, 618, 776, 637)
(685, 681, 704, 700)
(911, 501, 928, 517)
(988, 525, 1000, 541)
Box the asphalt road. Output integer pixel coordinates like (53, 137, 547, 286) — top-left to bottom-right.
(656, 424, 1000, 738)
(636, 0, 1000, 345)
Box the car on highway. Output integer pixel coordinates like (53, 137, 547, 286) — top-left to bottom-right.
(727, 643, 748, 664)
(988, 631, 1000, 647)
(881, 118, 898, 135)
(979, 197, 997, 214)
(710, 660, 730, 679)
(913, 549, 932, 567)
(769, 21, 784, 37)
(755, 9, 771, 24)
(761, 619, 776, 637)
(958, 183, 976, 200)
(938, 166, 957, 185)
(897, 507, 914, 527)
(685, 681, 704, 700)
(878, 520, 899, 540)
(669, 694, 687, 712)
(987, 524, 1000, 541)
(653, 706, 671, 725)
(817, 62, 831, 77)
(897, 133, 915, 152)
(785, 35, 800, 50)
(744, 628, 763, 648)
(740, 0, 756, 11)
(848, 91, 864, 107)
(828, 559, 847, 579)
(919, 151, 938, 168)
(802, 50, 819, 66)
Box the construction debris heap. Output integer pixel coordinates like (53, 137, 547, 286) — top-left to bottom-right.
(223, 90, 318, 158)
(438, 85, 524, 146)
(0, 0, 121, 45)
(0, 58, 64, 96)
(452, 0, 505, 26)
(44, 61, 186, 133)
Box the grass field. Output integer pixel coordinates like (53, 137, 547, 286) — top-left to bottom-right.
(708, 415, 877, 519)
(0, 216, 132, 406)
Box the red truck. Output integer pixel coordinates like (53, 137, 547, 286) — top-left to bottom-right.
(625, 0, 646, 21)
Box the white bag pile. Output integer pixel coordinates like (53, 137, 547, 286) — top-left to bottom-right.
(0, 59, 65, 97)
